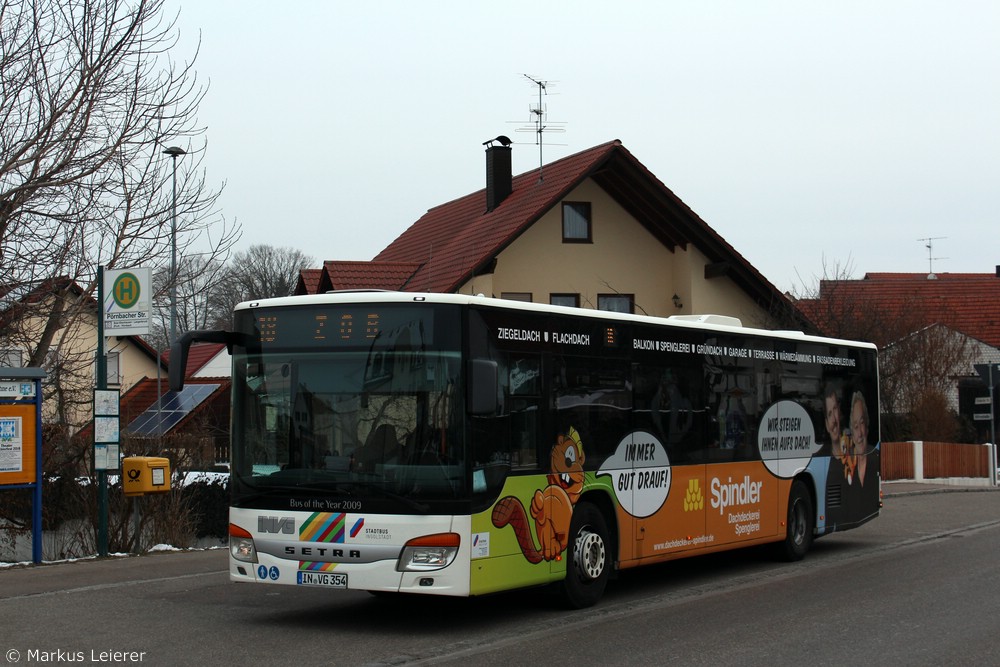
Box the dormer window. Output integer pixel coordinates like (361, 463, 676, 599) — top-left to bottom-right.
(562, 202, 592, 243)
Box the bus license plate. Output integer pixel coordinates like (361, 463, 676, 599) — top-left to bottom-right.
(297, 571, 347, 588)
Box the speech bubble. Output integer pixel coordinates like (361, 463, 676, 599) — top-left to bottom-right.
(758, 400, 821, 478)
(597, 430, 671, 518)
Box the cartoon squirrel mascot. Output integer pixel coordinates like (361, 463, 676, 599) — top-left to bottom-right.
(491, 427, 586, 562)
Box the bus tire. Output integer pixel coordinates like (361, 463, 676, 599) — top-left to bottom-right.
(778, 480, 814, 561)
(561, 502, 611, 608)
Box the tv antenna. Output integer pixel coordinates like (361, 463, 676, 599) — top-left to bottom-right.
(512, 74, 566, 181)
(918, 236, 947, 275)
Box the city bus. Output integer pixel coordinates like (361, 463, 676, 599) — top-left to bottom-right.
(171, 291, 880, 608)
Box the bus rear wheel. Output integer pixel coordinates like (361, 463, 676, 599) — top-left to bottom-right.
(562, 502, 611, 608)
(778, 480, 814, 561)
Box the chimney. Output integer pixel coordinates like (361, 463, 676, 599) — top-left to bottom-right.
(485, 141, 512, 212)
(996, 265, 1000, 278)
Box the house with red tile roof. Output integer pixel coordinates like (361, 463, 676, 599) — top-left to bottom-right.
(75, 375, 231, 467)
(4, 277, 232, 466)
(0, 276, 163, 435)
(796, 272, 1000, 349)
(794, 271, 1000, 442)
(162, 341, 229, 379)
(298, 140, 806, 329)
(74, 343, 232, 467)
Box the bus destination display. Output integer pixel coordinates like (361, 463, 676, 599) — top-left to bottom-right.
(247, 306, 435, 348)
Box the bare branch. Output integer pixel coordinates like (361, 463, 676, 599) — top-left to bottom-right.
(0, 0, 239, 442)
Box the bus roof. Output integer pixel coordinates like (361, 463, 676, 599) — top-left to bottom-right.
(234, 290, 877, 351)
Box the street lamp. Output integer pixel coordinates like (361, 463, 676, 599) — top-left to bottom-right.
(162, 146, 186, 346)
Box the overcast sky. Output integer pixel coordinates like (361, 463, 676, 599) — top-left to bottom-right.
(168, 1, 999, 294)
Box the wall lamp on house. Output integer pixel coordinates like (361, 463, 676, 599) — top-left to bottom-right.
(672, 293, 683, 309)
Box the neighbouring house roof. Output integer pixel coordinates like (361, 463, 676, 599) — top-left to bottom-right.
(124, 334, 156, 359)
(0, 274, 163, 369)
(295, 268, 325, 295)
(796, 272, 1000, 348)
(0, 276, 90, 330)
(322, 260, 423, 291)
(75, 377, 230, 442)
(162, 342, 227, 378)
(300, 140, 797, 320)
(120, 377, 229, 437)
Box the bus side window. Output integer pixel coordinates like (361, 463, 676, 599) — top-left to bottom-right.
(636, 365, 703, 464)
(552, 355, 631, 470)
(470, 354, 540, 480)
(509, 356, 540, 468)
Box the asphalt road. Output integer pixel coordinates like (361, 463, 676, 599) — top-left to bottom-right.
(2, 485, 999, 667)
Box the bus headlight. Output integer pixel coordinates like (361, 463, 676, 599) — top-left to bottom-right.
(396, 533, 460, 572)
(229, 523, 258, 563)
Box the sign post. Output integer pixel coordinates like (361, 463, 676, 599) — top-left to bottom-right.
(974, 363, 1000, 447)
(96, 267, 109, 556)
(0, 368, 47, 563)
(95, 266, 149, 555)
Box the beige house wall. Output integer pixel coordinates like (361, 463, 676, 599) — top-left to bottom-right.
(108, 335, 162, 388)
(682, 244, 775, 327)
(15, 306, 159, 430)
(459, 179, 770, 324)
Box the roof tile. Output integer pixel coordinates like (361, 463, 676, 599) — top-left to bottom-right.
(373, 140, 623, 293)
(797, 272, 1000, 347)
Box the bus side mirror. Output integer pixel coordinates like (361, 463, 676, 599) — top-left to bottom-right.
(169, 330, 239, 391)
(468, 359, 500, 416)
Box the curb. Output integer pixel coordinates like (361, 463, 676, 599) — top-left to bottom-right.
(882, 483, 1000, 498)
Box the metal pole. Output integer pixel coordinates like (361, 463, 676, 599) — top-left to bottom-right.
(32, 375, 43, 563)
(163, 147, 186, 346)
(97, 266, 108, 557)
(171, 162, 176, 344)
(988, 363, 998, 484)
(991, 364, 996, 446)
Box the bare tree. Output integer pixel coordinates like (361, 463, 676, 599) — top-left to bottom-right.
(0, 0, 239, 445)
(145, 253, 230, 350)
(205, 245, 314, 329)
(878, 323, 974, 437)
(790, 261, 974, 441)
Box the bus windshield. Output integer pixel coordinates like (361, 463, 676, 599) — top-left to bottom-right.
(229, 303, 465, 513)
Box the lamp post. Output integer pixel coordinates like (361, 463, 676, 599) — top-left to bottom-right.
(162, 146, 186, 346)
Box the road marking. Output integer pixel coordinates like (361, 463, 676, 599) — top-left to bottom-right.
(0, 569, 227, 601)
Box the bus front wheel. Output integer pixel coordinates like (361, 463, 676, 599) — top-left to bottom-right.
(562, 502, 611, 608)
(778, 480, 814, 561)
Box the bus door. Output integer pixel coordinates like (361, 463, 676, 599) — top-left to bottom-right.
(704, 363, 778, 546)
(552, 354, 632, 565)
(629, 364, 706, 561)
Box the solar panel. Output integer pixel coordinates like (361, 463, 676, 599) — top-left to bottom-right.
(126, 384, 220, 436)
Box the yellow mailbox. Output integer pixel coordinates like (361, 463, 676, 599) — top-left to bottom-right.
(122, 456, 171, 496)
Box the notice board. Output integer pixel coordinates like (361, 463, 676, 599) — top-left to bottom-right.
(0, 404, 37, 485)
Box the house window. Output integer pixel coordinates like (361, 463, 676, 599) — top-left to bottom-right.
(43, 347, 59, 373)
(501, 292, 532, 302)
(0, 348, 23, 367)
(562, 202, 592, 242)
(107, 351, 121, 386)
(550, 293, 580, 308)
(598, 294, 634, 314)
